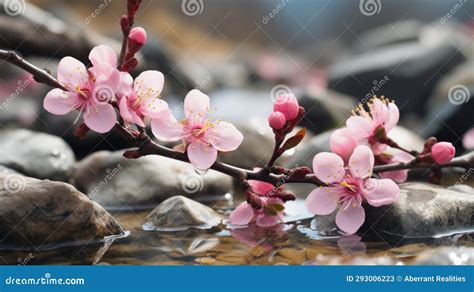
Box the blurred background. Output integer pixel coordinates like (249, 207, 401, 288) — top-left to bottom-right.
(0, 0, 473, 159)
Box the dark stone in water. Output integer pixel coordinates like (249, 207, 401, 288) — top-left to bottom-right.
(0, 173, 124, 248)
(143, 196, 222, 231)
(0, 129, 75, 181)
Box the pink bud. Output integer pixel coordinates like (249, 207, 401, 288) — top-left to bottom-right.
(273, 94, 299, 121)
(129, 27, 147, 46)
(268, 111, 286, 130)
(431, 142, 455, 164)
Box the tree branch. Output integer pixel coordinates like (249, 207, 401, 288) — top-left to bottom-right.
(0, 48, 473, 188)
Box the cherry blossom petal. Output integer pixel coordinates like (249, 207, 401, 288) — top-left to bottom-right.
(116, 72, 133, 98)
(305, 187, 338, 215)
(130, 110, 145, 128)
(346, 116, 373, 139)
(184, 89, 210, 121)
(89, 45, 117, 68)
(363, 178, 400, 207)
(142, 99, 170, 119)
(379, 170, 408, 183)
(92, 68, 121, 104)
(118, 97, 133, 124)
(385, 103, 399, 131)
(370, 98, 388, 126)
(256, 213, 281, 227)
(134, 70, 164, 99)
(43, 89, 76, 115)
(348, 145, 374, 179)
(463, 128, 474, 150)
(330, 128, 357, 161)
(151, 114, 184, 142)
(187, 141, 217, 170)
(335, 204, 365, 235)
(83, 103, 117, 133)
(57, 57, 88, 90)
(248, 180, 274, 196)
(208, 121, 244, 152)
(229, 202, 254, 225)
(312, 152, 345, 184)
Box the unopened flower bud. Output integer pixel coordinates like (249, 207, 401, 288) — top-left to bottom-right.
(268, 111, 286, 130)
(274, 94, 299, 121)
(129, 27, 147, 46)
(431, 142, 455, 164)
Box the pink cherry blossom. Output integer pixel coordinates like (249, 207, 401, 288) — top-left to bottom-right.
(229, 180, 285, 227)
(117, 70, 169, 127)
(378, 149, 414, 183)
(305, 145, 400, 234)
(462, 128, 474, 150)
(431, 142, 455, 164)
(151, 89, 244, 170)
(331, 97, 399, 158)
(43, 45, 121, 133)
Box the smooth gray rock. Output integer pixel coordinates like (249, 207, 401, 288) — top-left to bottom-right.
(314, 183, 474, 238)
(218, 119, 275, 168)
(361, 182, 474, 237)
(143, 196, 222, 231)
(70, 150, 233, 209)
(0, 173, 124, 248)
(0, 129, 75, 181)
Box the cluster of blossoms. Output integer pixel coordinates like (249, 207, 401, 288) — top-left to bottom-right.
(36, 0, 464, 237)
(43, 28, 243, 171)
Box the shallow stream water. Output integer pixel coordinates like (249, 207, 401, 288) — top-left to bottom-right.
(1, 194, 472, 265)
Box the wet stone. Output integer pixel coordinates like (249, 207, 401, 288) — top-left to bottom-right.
(0, 129, 75, 181)
(70, 150, 233, 209)
(143, 196, 222, 231)
(0, 173, 124, 248)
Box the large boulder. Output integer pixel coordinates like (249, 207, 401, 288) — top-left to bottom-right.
(70, 150, 233, 209)
(0, 129, 75, 181)
(0, 173, 124, 248)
